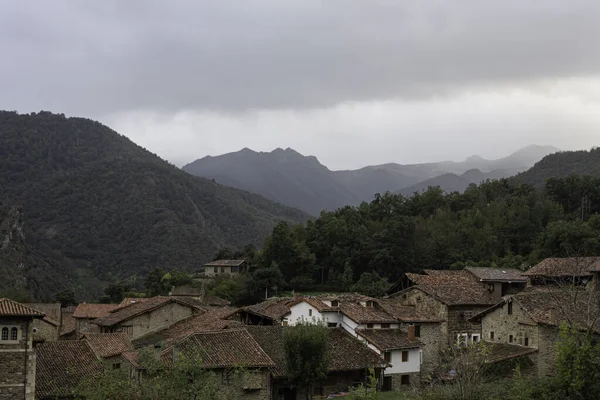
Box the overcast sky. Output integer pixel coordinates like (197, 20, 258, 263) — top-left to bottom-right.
(1, 0, 599, 169)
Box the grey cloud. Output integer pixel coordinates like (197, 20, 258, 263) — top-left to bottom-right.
(1, 0, 599, 115)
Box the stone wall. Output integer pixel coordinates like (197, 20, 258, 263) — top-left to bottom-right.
(127, 302, 194, 339)
(76, 318, 100, 339)
(387, 372, 421, 391)
(413, 322, 444, 377)
(218, 369, 270, 400)
(397, 289, 447, 321)
(537, 325, 560, 377)
(0, 317, 36, 400)
(32, 319, 58, 342)
(480, 300, 538, 348)
(447, 305, 488, 344)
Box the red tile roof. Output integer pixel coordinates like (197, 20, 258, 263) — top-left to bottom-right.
(73, 303, 119, 319)
(356, 329, 421, 351)
(84, 333, 135, 358)
(0, 298, 45, 317)
(36, 341, 103, 399)
(465, 267, 527, 282)
(523, 257, 600, 277)
(339, 301, 397, 324)
(164, 329, 275, 369)
(92, 297, 201, 327)
(242, 297, 293, 321)
(114, 297, 149, 311)
(483, 341, 538, 363)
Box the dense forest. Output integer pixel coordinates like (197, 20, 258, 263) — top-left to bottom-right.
(0, 111, 307, 300)
(515, 147, 600, 186)
(217, 174, 600, 300)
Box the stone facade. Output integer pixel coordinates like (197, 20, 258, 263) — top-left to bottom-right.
(0, 317, 36, 400)
(76, 318, 100, 339)
(31, 319, 58, 342)
(447, 305, 488, 345)
(386, 372, 421, 391)
(407, 322, 443, 377)
(214, 369, 270, 400)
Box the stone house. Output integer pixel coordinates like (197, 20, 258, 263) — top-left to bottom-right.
(23, 304, 62, 342)
(239, 297, 294, 325)
(389, 270, 497, 348)
(464, 267, 527, 298)
(470, 288, 600, 377)
(0, 298, 44, 400)
(83, 333, 143, 381)
(523, 257, 600, 287)
(59, 306, 76, 340)
(72, 303, 119, 339)
(245, 325, 384, 400)
(203, 259, 247, 277)
(91, 296, 203, 340)
(162, 328, 274, 399)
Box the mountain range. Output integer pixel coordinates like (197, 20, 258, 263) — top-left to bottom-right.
(183, 145, 560, 215)
(0, 111, 307, 300)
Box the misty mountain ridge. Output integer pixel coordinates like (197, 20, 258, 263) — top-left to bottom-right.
(183, 144, 560, 215)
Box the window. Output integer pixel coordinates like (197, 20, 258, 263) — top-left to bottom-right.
(457, 333, 468, 346)
(367, 323, 374, 329)
(327, 323, 337, 328)
(472, 334, 480, 343)
(381, 323, 390, 329)
(308, 309, 313, 317)
(508, 301, 513, 315)
(222, 370, 233, 385)
(383, 352, 391, 363)
(331, 300, 339, 307)
(402, 350, 409, 362)
(490, 331, 495, 340)
(10, 328, 17, 341)
(525, 337, 529, 347)
(1, 328, 7, 340)
(282, 319, 289, 326)
(220, 267, 225, 273)
(366, 301, 374, 307)
(509, 334, 513, 343)
(414, 325, 421, 337)
(401, 375, 410, 386)
(231, 266, 238, 273)
(419, 350, 423, 364)
(458, 311, 465, 322)
(112, 363, 121, 369)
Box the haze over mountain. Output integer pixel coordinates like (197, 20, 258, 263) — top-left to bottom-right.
(183, 145, 559, 215)
(0, 111, 307, 300)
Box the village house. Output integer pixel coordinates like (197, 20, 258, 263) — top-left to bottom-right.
(464, 267, 527, 298)
(239, 297, 294, 325)
(470, 286, 600, 377)
(203, 259, 247, 277)
(0, 298, 44, 400)
(23, 303, 62, 342)
(162, 328, 274, 400)
(91, 296, 203, 340)
(72, 303, 119, 339)
(245, 325, 385, 400)
(59, 306, 76, 340)
(523, 257, 600, 287)
(83, 333, 143, 380)
(388, 269, 498, 348)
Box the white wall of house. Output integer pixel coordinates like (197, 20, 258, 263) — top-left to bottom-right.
(341, 315, 359, 337)
(385, 348, 421, 375)
(286, 302, 344, 326)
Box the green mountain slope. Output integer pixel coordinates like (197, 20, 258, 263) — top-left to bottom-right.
(516, 148, 600, 186)
(0, 111, 307, 299)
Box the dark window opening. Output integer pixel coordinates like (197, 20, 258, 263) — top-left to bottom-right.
(401, 375, 410, 385)
(384, 352, 391, 363)
(525, 337, 529, 346)
(327, 323, 337, 328)
(381, 323, 390, 329)
(1, 328, 7, 340)
(308, 309, 313, 317)
(331, 300, 339, 307)
(402, 351, 409, 362)
(490, 331, 494, 340)
(10, 328, 17, 341)
(382, 376, 392, 391)
(414, 325, 421, 337)
(112, 363, 121, 369)
(367, 323, 374, 329)
(508, 301, 513, 315)
(509, 335, 513, 343)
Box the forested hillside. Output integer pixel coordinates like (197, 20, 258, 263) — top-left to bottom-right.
(516, 147, 600, 186)
(231, 176, 600, 293)
(0, 111, 307, 300)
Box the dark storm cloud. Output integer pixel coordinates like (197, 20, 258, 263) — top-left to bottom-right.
(1, 0, 599, 115)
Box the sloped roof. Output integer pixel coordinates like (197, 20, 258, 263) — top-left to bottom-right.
(465, 267, 527, 282)
(114, 297, 149, 311)
(483, 341, 538, 363)
(0, 298, 44, 318)
(84, 333, 135, 358)
(245, 326, 384, 378)
(73, 303, 119, 319)
(376, 299, 442, 323)
(164, 329, 274, 369)
(287, 297, 334, 312)
(339, 301, 397, 324)
(24, 303, 61, 325)
(133, 307, 241, 348)
(242, 297, 293, 321)
(36, 341, 103, 399)
(356, 329, 421, 351)
(92, 296, 202, 327)
(399, 270, 496, 306)
(204, 259, 246, 267)
(523, 257, 600, 277)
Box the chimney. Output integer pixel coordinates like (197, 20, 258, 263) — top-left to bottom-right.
(408, 325, 416, 342)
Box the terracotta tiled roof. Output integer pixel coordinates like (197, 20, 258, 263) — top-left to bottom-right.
(164, 329, 274, 369)
(399, 270, 496, 306)
(115, 297, 149, 311)
(242, 297, 293, 321)
(0, 298, 44, 317)
(73, 303, 119, 319)
(339, 301, 397, 324)
(356, 329, 421, 351)
(287, 297, 333, 312)
(523, 257, 600, 277)
(84, 333, 135, 358)
(62, 305, 77, 313)
(133, 307, 241, 348)
(204, 259, 246, 267)
(36, 341, 103, 399)
(92, 297, 201, 327)
(376, 299, 442, 323)
(465, 267, 527, 282)
(483, 341, 538, 363)
(245, 326, 384, 378)
(24, 303, 61, 325)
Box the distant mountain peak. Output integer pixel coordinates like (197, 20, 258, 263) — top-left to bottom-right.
(465, 155, 486, 162)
